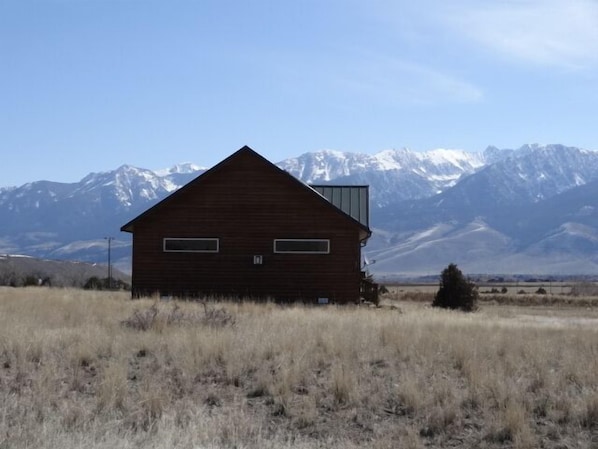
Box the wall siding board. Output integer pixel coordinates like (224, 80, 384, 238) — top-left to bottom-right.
(125, 148, 368, 303)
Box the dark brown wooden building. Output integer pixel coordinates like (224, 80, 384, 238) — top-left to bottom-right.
(121, 146, 375, 303)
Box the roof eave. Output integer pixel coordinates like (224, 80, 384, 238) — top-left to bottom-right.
(121, 224, 133, 233)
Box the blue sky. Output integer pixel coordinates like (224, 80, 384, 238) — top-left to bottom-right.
(2, 0, 598, 187)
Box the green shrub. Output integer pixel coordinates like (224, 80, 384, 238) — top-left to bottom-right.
(22, 276, 40, 287)
(83, 276, 108, 290)
(83, 276, 130, 291)
(432, 263, 478, 312)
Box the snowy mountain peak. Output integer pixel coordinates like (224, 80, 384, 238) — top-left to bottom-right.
(314, 149, 348, 159)
(277, 150, 360, 182)
(277, 147, 485, 184)
(273, 147, 491, 205)
(421, 148, 485, 169)
(155, 162, 204, 177)
(517, 143, 597, 155)
(370, 148, 410, 170)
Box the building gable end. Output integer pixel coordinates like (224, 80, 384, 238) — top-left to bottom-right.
(121, 146, 370, 239)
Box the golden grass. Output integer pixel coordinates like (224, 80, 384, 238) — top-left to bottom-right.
(1, 286, 597, 448)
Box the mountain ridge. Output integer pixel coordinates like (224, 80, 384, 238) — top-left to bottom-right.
(2, 144, 598, 278)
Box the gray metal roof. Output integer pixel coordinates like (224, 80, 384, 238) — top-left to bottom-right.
(310, 185, 369, 228)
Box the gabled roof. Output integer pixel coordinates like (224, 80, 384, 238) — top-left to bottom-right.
(121, 146, 371, 240)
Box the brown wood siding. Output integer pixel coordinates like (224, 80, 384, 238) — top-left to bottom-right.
(128, 149, 365, 303)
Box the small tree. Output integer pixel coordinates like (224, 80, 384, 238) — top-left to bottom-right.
(83, 276, 130, 291)
(22, 275, 40, 287)
(83, 276, 108, 290)
(432, 263, 478, 312)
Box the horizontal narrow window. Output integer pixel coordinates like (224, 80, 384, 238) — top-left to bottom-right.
(274, 239, 330, 254)
(163, 238, 219, 253)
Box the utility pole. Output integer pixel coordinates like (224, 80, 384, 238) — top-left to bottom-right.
(104, 237, 114, 289)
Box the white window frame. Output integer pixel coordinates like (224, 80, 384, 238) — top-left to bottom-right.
(273, 239, 330, 254)
(163, 238, 219, 253)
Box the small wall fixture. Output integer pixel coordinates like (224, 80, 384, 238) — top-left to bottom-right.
(253, 255, 263, 265)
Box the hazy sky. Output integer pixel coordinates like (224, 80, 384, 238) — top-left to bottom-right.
(2, 0, 598, 187)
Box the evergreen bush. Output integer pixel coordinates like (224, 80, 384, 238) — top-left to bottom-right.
(432, 263, 478, 312)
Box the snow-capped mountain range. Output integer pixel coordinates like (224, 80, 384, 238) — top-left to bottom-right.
(278, 148, 486, 205)
(2, 144, 598, 278)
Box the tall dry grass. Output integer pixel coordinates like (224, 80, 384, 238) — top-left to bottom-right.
(0, 286, 597, 448)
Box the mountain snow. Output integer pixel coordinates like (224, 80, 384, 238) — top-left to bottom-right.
(278, 147, 485, 183)
(154, 162, 204, 177)
(277, 148, 488, 206)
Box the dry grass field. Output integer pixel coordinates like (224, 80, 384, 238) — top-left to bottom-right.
(1, 287, 597, 448)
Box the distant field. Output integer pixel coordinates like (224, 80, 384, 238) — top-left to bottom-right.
(386, 281, 578, 294)
(1, 287, 597, 448)
(383, 281, 598, 308)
